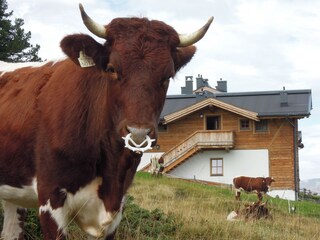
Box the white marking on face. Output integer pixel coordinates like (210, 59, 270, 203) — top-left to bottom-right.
(1, 201, 26, 239)
(0, 178, 38, 208)
(39, 177, 124, 238)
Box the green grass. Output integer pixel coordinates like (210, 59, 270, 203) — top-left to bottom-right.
(1, 172, 320, 239)
(126, 172, 320, 240)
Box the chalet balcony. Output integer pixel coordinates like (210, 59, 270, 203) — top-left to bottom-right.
(163, 131, 234, 168)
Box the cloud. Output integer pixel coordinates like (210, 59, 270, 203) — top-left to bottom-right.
(299, 125, 318, 180)
(5, 0, 320, 180)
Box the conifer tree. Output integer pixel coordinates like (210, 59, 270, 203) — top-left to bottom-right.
(0, 0, 42, 62)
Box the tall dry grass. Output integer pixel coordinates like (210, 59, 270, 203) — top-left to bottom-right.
(127, 172, 320, 240)
(1, 172, 319, 239)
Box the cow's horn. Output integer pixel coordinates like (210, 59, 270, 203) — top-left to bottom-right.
(178, 16, 214, 47)
(79, 3, 107, 39)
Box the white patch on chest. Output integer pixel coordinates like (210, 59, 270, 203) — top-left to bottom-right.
(0, 179, 38, 208)
(39, 177, 124, 238)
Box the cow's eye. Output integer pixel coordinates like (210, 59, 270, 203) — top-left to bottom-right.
(161, 77, 171, 86)
(105, 64, 121, 81)
(161, 76, 171, 85)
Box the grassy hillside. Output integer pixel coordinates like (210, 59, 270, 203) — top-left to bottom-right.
(1, 172, 320, 239)
(124, 172, 320, 240)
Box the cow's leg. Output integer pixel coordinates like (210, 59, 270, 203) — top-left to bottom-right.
(38, 190, 68, 240)
(39, 210, 67, 240)
(105, 231, 116, 240)
(235, 189, 241, 201)
(1, 201, 27, 240)
(257, 192, 263, 202)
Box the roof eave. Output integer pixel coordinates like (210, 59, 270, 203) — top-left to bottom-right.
(163, 98, 259, 124)
(258, 113, 311, 119)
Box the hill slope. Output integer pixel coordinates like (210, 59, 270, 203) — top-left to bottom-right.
(126, 172, 320, 240)
(1, 172, 320, 239)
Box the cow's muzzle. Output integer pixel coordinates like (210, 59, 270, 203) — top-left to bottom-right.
(122, 126, 155, 153)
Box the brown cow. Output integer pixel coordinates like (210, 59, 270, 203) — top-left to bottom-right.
(0, 4, 213, 240)
(233, 176, 275, 201)
(227, 201, 272, 221)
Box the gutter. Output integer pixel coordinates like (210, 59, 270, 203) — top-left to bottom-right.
(286, 118, 299, 201)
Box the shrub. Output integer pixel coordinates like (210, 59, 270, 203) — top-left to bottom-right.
(116, 195, 181, 239)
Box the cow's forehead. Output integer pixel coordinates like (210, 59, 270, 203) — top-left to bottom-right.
(107, 38, 175, 76)
(106, 17, 179, 46)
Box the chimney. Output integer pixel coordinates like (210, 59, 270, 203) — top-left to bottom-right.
(181, 76, 193, 94)
(280, 91, 288, 107)
(216, 78, 227, 92)
(196, 74, 209, 89)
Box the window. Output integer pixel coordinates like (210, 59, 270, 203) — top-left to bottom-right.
(210, 158, 223, 176)
(255, 119, 268, 132)
(240, 119, 250, 130)
(206, 116, 221, 130)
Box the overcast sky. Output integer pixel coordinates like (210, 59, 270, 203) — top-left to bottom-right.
(6, 0, 320, 180)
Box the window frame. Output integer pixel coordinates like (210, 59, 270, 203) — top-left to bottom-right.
(210, 158, 223, 176)
(255, 119, 269, 133)
(239, 118, 251, 131)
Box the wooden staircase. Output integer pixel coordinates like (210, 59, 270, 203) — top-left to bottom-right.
(163, 131, 234, 172)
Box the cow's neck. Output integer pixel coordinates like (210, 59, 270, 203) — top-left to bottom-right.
(97, 143, 141, 212)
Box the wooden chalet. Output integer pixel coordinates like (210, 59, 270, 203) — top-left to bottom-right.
(139, 75, 312, 200)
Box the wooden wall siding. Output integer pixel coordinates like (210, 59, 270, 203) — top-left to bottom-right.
(156, 109, 206, 152)
(152, 106, 296, 189)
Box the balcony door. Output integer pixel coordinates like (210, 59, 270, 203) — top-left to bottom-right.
(206, 116, 221, 130)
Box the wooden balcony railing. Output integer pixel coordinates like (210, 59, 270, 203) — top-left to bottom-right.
(163, 131, 234, 170)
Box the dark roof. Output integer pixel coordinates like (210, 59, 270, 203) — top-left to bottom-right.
(161, 89, 312, 119)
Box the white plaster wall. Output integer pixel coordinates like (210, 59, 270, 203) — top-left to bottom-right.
(268, 190, 296, 201)
(169, 149, 270, 185)
(139, 149, 296, 200)
(137, 152, 164, 171)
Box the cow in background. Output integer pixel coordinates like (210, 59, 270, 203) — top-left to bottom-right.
(243, 201, 271, 220)
(227, 200, 272, 221)
(233, 176, 275, 201)
(0, 3, 213, 240)
(149, 155, 164, 176)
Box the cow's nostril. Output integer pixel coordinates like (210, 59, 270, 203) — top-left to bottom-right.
(126, 126, 151, 145)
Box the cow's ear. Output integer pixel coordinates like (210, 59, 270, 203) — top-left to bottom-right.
(60, 34, 109, 69)
(173, 46, 196, 73)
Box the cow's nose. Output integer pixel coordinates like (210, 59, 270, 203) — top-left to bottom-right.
(126, 126, 151, 145)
